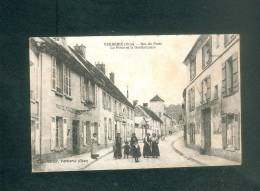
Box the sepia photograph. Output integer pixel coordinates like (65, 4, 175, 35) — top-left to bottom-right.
(29, 34, 241, 172)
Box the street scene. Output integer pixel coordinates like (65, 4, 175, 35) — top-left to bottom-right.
(30, 35, 241, 172)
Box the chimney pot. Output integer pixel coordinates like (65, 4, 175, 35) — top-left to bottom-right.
(133, 100, 138, 107)
(74, 44, 86, 58)
(96, 63, 106, 74)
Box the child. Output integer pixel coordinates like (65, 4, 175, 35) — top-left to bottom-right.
(123, 141, 130, 159)
(133, 142, 141, 162)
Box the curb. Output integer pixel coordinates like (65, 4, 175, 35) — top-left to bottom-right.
(80, 150, 113, 170)
(171, 136, 206, 166)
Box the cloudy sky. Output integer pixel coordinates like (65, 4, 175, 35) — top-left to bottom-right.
(67, 35, 198, 106)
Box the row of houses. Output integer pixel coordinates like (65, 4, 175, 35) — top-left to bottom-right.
(30, 37, 135, 161)
(30, 37, 175, 162)
(182, 34, 241, 162)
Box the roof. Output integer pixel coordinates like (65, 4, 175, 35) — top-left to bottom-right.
(150, 95, 164, 102)
(183, 35, 209, 64)
(163, 113, 172, 119)
(140, 106, 163, 123)
(32, 37, 134, 109)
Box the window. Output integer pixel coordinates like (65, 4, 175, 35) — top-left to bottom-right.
(127, 107, 129, 119)
(119, 103, 122, 114)
(189, 123, 195, 145)
(30, 61, 38, 101)
(188, 87, 195, 111)
(201, 76, 211, 104)
(63, 65, 71, 97)
(202, 38, 212, 69)
(114, 100, 117, 114)
(222, 53, 239, 97)
(108, 96, 111, 111)
(80, 76, 86, 101)
(222, 113, 240, 150)
(102, 92, 106, 109)
(56, 61, 63, 94)
(50, 116, 67, 151)
(214, 85, 218, 100)
(190, 56, 196, 80)
(224, 34, 235, 46)
(51, 56, 56, 90)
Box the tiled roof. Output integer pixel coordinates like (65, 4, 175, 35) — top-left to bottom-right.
(150, 95, 165, 102)
(140, 106, 163, 123)
(34, 37, 134, 109)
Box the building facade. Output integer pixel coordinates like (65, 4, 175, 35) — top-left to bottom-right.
(182, 34, 241, 162)
(134, 104, 162, 140)
(30, 37, 134, 161)
(149, 95, 175, 136)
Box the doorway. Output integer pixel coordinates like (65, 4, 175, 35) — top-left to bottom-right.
(72, 120, 79, 154)
(202, 108, 211, 154)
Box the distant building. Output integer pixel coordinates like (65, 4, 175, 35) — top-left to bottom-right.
(30, 37, 134, 161)
(182, 34, 241, 162)
(134, 103, 162, 140)
(149, 95, 174, 136)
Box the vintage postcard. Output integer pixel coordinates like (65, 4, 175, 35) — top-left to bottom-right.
(30, 34, 241, 172)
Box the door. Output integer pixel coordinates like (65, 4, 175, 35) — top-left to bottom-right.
(104, 118, 107, 147)
(202, 108, 211, 154)
(72, 120, 79, 154)
(31, 120, 36, 156)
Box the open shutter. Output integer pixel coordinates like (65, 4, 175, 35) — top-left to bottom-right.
(63, 118, 68, 148)
(232, 52, 239, 93)
(200, 81, 203, 104)
(234, 114, 240, 150)
(221, 62, 226, 97)
(50, 117, 56, 150)
(221, 114, 227, 149)
(207, 77, 211, 101)
(83, 122, 86, 145)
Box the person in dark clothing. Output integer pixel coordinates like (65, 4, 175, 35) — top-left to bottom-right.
(143, 133, 152, 158)
(130, 133, 141, 162)
(123, 141, 130, 159)
(151, 133, 160, 158)
(113, 133, 122, 159)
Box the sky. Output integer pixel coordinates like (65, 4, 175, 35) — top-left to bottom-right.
(67, 35, 198, 106)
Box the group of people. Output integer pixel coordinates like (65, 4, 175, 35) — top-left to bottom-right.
(113, 132, 160, 162)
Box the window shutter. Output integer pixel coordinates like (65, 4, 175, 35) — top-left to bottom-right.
(221, 114, 227, 149)
(68, 68, 71, 96)
(50, 117, 56, 150)
(83, 122, 86, 145)
(200, 81, 203, 104)
(207, 77, 211, 101)
(221, 62, 226, 97)
(232, 52, 239, 93)
(234, 114, 240, 150)
(63, 118, 68, 148)
(51, 57, 56, 89)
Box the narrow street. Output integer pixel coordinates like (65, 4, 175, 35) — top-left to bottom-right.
(84, 132, 200, 170)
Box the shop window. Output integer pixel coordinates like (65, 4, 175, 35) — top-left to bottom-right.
(222, 113, 240, 150)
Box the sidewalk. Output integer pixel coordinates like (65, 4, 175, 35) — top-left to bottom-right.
(34, 146, 113, 172)
(172, 136, 240, 166)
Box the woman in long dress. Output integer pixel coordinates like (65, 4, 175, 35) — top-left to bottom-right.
(151, 133, 160, 158)
(143, 133, 151, 158)
(91, 133, 99, 160)
(113, 133, 122, 159)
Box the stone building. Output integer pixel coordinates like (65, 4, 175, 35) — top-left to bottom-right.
(134, 103, 162, 140)
(149, 95, 175, 136)
(182, 34, 241, 162)
(30, 37, 134, 162)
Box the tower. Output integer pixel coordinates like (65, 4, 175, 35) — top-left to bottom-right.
(149, 95, 165, 118)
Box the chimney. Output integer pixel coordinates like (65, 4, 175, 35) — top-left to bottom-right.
(96, 62, 106, 74)
(133, 100, 138, 107)
(109, 72, 115, 84)
(143, 103, 148, 108)
(74, 44, 86, 59)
